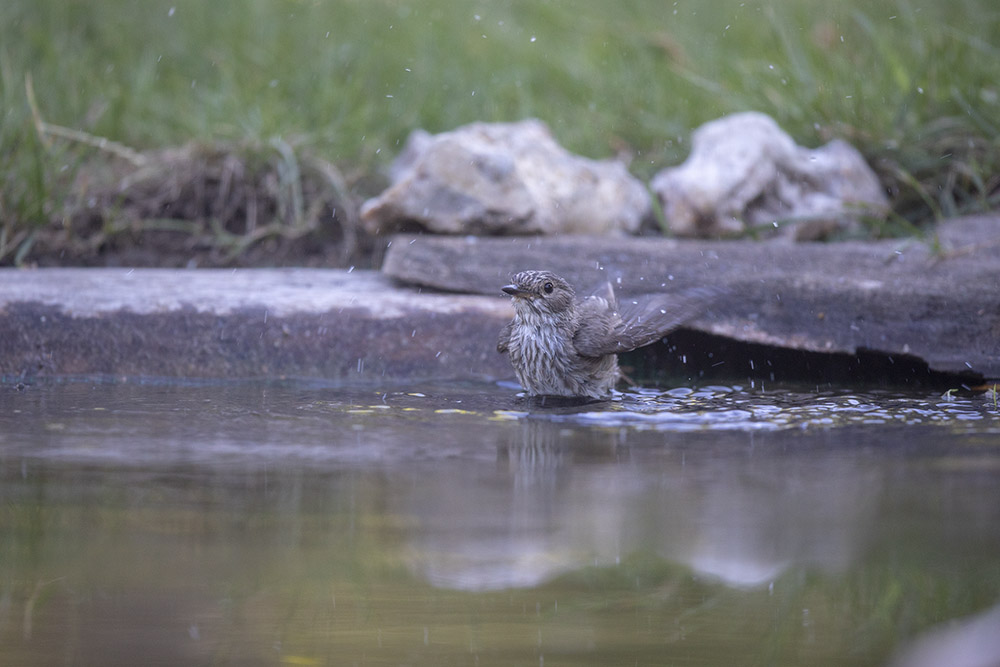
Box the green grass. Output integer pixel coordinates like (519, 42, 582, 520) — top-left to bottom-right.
(1, 0, 998, 264)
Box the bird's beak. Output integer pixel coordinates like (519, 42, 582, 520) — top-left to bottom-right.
(502, 284, 531, 298)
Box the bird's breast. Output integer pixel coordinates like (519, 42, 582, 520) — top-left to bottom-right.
(509, 321, 569, 363)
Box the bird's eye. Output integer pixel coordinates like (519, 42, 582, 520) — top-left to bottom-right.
(543, 282, 554, 294)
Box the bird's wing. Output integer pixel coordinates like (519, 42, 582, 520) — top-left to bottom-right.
(497, 319, 514, 353)
(574, 287, 721, 357)
(586, 281, 617, 304)
(572, 295, 624, 358)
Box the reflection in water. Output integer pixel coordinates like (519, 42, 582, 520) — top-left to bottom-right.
(1, 380, 999, 665)
(401, 417, 880, 591)
(889, 602, 1000, 667)
(403, 419, 628, 590)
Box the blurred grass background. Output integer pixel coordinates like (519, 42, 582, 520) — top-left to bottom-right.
(1, 0, 998, 264)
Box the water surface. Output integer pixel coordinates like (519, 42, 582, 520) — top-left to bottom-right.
(2, 379, 999, 665)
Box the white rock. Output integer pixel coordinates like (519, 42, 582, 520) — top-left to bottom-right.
(650, 112, 889, 240)
(361, 119, 651, 235)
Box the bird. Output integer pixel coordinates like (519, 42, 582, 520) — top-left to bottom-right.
(497, 270, 714, 399)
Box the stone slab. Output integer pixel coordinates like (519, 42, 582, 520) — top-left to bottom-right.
(3, 216, 997, 385)
(0, 269, 513, 382)
(382, 216, 1000, 381)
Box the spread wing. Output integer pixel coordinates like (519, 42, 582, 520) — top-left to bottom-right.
(574, 287, 721, 357)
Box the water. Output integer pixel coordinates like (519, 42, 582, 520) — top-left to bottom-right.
(2, 379, 999, 666)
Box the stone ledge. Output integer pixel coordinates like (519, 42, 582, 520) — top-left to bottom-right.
(3, 215, 998, 385)
(383, 215, 1000, 381)
(0, 269, 513, 382)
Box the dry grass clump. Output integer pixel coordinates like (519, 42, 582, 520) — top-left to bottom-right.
(28, 136, 371, 268)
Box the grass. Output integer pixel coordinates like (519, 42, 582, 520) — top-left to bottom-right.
(1, 0, 998, 265)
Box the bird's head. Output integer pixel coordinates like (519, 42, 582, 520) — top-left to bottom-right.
(502, 270, 576, 316)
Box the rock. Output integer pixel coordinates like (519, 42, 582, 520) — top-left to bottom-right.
(650, 112, 889, 240)
(4, 217, 997, 385)
(381, 215, 1000, 382)
(360, 119, 651, 236)
(0, 269, 513, 382)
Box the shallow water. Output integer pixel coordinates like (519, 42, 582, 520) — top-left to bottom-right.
(2, 379, 999, 666)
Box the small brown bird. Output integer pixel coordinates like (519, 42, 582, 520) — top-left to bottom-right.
(497, 270, 712, 399)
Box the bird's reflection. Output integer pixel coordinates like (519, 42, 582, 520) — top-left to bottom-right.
(397, 419, 880, 592)
(497, 416, 626, 482)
